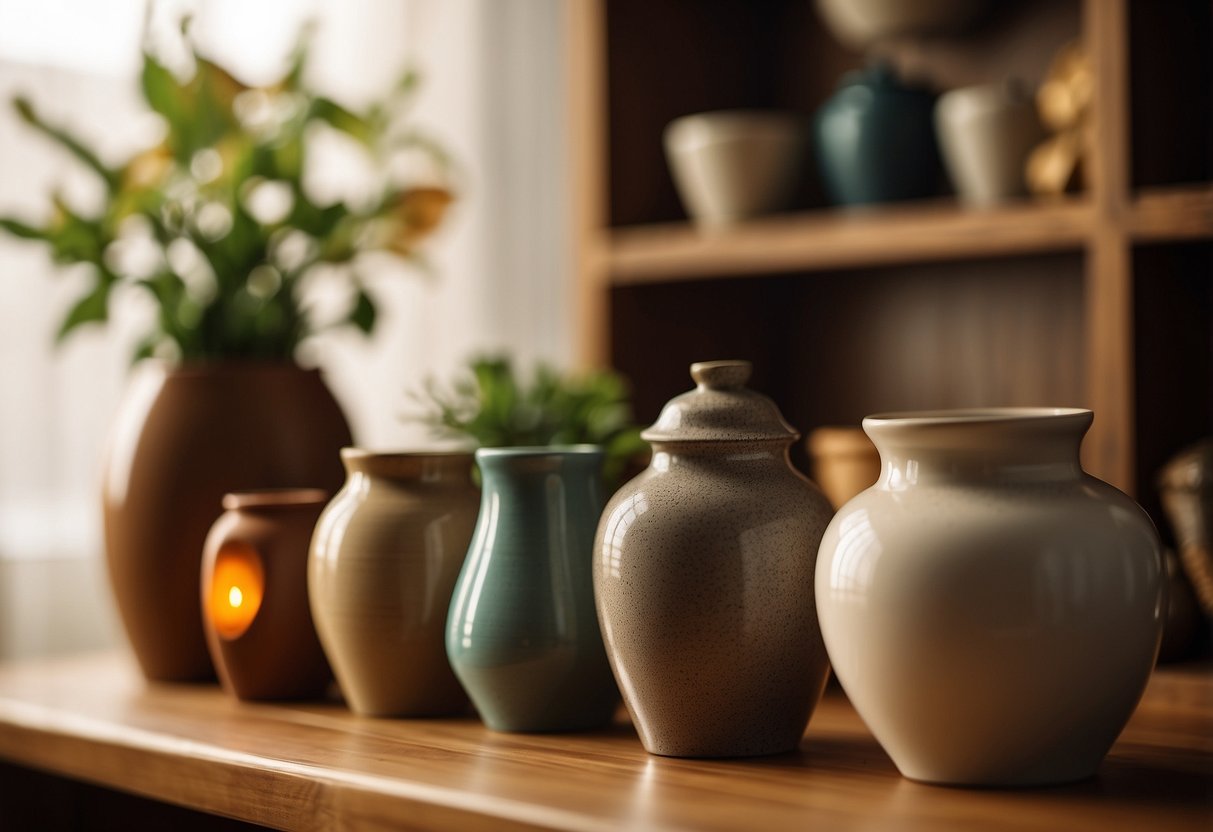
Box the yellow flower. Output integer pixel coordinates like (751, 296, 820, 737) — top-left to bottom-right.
(122, 143, 174, 192)
(386, 186, 453, 255)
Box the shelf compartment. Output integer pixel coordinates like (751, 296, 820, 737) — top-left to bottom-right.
(610, 253, 1086, 478)
(604, 198, 1093, 285)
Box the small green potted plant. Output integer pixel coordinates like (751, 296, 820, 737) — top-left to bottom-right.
(0, 24, 456, 682)
(416, 355, 648, 487)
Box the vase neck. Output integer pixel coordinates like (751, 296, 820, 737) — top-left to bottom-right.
(476, 446, 605, 489)
(649, 443, 790, 471)
(863, 408, 1091, 487)
(341, 449, 474, 484)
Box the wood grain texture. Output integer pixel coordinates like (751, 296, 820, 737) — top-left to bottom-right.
(568, 0, 611, 368)
(606, 198, 1094, 284)
(1130, 185, 1213, 243)
(1081, 0, 1135, 493)
(0, 653, 1209, 832)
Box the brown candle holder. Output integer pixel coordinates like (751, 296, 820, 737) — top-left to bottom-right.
(201, 489, 332, 700)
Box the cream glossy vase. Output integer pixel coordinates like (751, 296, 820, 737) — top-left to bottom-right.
(309, 450, 478, 717)
(594, 360, 834, 757)
(816, 408, 1164, 786)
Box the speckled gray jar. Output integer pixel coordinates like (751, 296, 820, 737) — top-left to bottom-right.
(593, 360, 833, 758)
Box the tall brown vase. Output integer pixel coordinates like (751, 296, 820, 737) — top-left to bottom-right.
(101, 362, 352, 682)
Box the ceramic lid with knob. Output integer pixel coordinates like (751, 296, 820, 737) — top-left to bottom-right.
(641, 360, 800, 444)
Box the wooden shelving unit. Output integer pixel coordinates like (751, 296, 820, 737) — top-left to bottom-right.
(0, 653, 1210, 830)
(570, 0, 1213, 527)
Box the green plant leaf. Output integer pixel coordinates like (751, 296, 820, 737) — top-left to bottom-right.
(46, 196, 108, 265)
(310, 97, 372, 144)
(56, 277, 112, 343)
(348, 286, 376, 334)
(0, 217, 47, 240)
(130, 332, 161, 364)
(139, 54, 191, 156)
(281, 21, 316, 91)
(12, 97, 118, 190)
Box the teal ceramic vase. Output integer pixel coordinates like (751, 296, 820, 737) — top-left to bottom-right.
(813, 63, 940, 205)
(445, 446, 619, 732)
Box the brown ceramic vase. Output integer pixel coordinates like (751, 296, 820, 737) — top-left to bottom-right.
(309, 450, 479, 716)
(593, 360, 834, 757)
(101, 362, 351, 682)
(201, 489, 333, 700)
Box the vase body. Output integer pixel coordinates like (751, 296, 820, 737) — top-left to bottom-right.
(814, 64, 940, 205)
(935, 81, 1044, 205)
(816, 408, 1164, 786)
(310, 450, 478, 716)
(663, 110, 806, 228)
(102, 362, 352, 681)
(201, 490, 333, 700)
(594, 360, 834, 757)
(446, 446, 619, 732)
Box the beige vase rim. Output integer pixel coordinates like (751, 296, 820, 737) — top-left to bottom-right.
(340, 448, 476, 479)
(864, 407, 1091, 426)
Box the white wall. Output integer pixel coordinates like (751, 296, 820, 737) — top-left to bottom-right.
(0, 0, 572, 659)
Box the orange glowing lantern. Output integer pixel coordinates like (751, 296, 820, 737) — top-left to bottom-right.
(200, 489, 332, 700)
(206, 541, 264, 640)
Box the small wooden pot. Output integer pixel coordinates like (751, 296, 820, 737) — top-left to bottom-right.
(201, 489, 332, 700)
(807, 426, 881, 510)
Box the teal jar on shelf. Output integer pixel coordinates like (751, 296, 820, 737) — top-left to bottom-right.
(445, 446, 619, 732)
(813, 63, 941, 206)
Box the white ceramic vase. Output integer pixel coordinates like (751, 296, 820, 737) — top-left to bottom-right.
(935, 81, 1044, 205)
(815, 408, 1164, 786)
(663, 111, 806, 229)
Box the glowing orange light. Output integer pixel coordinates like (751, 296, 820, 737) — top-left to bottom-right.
(207, 542, 264, 640)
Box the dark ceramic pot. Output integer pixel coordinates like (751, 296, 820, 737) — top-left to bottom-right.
(814, 64, 941, 205)
(101, 362, 352, 682)
(201, 489, 333, 701)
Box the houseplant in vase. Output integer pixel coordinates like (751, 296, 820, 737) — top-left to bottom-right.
(415, 356, 644, 730)
(0, 27, 455, 681)
(415, 355, 647, 487)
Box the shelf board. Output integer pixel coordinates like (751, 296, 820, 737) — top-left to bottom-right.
(602, 197, 1095, 285)
(0, 653, 1211, 831)
(1129, 183, 1213, 243)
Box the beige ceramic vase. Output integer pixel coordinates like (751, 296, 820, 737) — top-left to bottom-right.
(309, 450, 478, 716)
(816, 408, 1164, 786)
(593, 360, 834, 757)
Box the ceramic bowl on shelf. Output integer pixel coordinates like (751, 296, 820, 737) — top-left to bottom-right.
(814, 0, 990, 49)
(663, 110, 807, 229)
(936, 81, 1045, 205)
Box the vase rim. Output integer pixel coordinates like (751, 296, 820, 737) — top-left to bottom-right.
(340, 448, 476, 480)
(342, 447, 476, 461)
(146, 359, 321, 377)
(475, 444, 603, 458)
(864, 407, 1091, 428)
(222, 488, 329, 510)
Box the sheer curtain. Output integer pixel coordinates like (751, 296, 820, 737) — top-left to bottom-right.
(0, 0, 571, 658)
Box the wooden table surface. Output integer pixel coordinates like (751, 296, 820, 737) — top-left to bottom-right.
(0, 652, 1209, 831)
